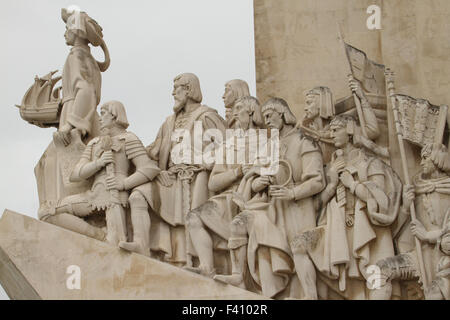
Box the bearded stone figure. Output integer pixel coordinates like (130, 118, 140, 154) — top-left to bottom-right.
(222, 79, 250, 128)
(129, 73, 227, 265)
(215, 98, 326, 299)
(185, 96, 264, 277)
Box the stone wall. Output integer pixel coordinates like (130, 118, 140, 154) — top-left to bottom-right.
(254, 0, 450, 119)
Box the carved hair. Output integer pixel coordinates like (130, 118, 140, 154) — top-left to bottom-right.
(306, 86, 335, 119)
(225, 79, 250, 102)
(329, 114, 358, 136)
(235, 96, 263, 127)
(174, 73, 203, 103)
(421, 143, 448, 170)
(261, 98, 297, 125)
(101, 100, 129, 129)
(61, 8, 110, 72)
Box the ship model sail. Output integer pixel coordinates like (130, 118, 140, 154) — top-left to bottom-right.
(16, 70, 62, 128)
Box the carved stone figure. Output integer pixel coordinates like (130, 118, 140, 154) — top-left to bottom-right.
(41, 101, 160, 246)
(215, 98, 326, 299)
(375, 143, 450, 300)
(34, 8, 111, 219)
(298, 114, 402, 300)
(222, 79, 250, 128)
(185, 96, 264, 277)
(131, 73, 226, 265)
(57, 8, 110, 143)
(301, 79, 382, 164)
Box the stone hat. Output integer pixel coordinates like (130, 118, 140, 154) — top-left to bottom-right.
(61, 8, 104, 47)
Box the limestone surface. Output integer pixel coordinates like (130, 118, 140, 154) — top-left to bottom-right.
(0, 210, 265, 300)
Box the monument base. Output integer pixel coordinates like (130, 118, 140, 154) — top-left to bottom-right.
(0, 209, 265, 300)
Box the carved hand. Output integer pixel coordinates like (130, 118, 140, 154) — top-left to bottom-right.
(252, 175, 270, 192)
(410, 219, 428, 242)
(269, 186, 295, 200)
(97, 150, 114, 168)
(402, 184, 415, 209)
(349, 77, 364, 100)
(330, 158, 345, 173)
(339, 171, 355, 189)
(327, 168, 339, 186)
(157, 170, 173, 187)
(241, 164, 253, 176)
(106, 176, 125, 191)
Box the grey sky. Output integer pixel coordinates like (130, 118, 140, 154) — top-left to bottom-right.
(0, 1, 255, 300)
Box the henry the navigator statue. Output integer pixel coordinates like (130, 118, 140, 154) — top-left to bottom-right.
(36, 8, 111, 217)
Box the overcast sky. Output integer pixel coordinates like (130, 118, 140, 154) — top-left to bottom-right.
(0, 0, 255, 300)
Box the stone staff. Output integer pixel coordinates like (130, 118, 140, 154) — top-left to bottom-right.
(385, 69, 428, 291)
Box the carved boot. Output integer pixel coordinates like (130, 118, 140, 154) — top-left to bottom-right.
(119, 192, 150, 257)
(183, 210, 215, 277)
(214, 241, 247, 289)
(50, 204, 106, 241)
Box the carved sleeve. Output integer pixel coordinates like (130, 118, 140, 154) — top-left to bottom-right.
(292, 138, 326, 201)
(146, 125, 164, 162)
(123, 133, 161, 190)
(360, 97, 380, 141)
(208, 164, 241, 193)
(69, 139, 98, 182)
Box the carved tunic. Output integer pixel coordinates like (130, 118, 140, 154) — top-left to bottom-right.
(239, 129, 325, 298)
(134, 105, 226, 263)
(302, 148, 402, 299)
(60, 44, 102, 136)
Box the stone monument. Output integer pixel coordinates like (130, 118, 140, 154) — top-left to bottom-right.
(1, 3, 450, 300)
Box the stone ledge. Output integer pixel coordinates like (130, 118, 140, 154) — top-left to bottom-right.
(0, 209, 265, 300)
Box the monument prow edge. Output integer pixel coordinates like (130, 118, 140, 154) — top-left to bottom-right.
(0, 209, 266, 300)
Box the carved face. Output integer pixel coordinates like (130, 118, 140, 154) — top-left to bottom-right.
(420, 155, 437, 175)
(232, 101, 251, 130)
(263, 109, 284, 131)
(100, 107, 116, 130)
(172, 81, 189, 113)
(330, 124, 350, 148)
(64, 28, 76, 46)
(222, 85, 236, 108)
(304, 94, 320, 120)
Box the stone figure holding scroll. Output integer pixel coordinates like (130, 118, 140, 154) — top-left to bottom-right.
(131, 73, 226, 265)
(41, 101, 160, 245)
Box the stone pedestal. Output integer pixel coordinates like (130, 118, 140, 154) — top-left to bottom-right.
(0, 210, 265, 300)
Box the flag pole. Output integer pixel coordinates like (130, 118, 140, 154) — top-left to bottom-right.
(385, 69, 429, 291)
(337, 24, 369, 138)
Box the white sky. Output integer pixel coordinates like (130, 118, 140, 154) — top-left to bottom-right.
(0, 1, 255, 300)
